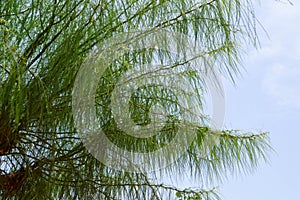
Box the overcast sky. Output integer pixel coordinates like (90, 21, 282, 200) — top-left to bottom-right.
(221, 1, 300, 200)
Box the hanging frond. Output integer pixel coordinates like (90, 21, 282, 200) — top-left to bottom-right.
(0, 0, 272, 199)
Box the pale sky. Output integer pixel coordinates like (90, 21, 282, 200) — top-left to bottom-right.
(221, 1, 300, 199)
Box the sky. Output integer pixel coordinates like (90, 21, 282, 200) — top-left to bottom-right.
(220, 1, 300, 200)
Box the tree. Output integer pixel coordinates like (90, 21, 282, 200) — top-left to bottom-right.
(0, 0, 271, 199)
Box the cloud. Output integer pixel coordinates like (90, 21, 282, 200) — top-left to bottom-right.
(255, 2, 300, 59)
(249, 2, 300, 108)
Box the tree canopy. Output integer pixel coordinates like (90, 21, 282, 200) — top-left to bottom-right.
(0, 0, 271, 199)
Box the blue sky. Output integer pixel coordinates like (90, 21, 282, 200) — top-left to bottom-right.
(221, 1, 300, 200)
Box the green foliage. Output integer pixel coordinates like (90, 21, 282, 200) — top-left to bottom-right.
(0, 0, 271, 199)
